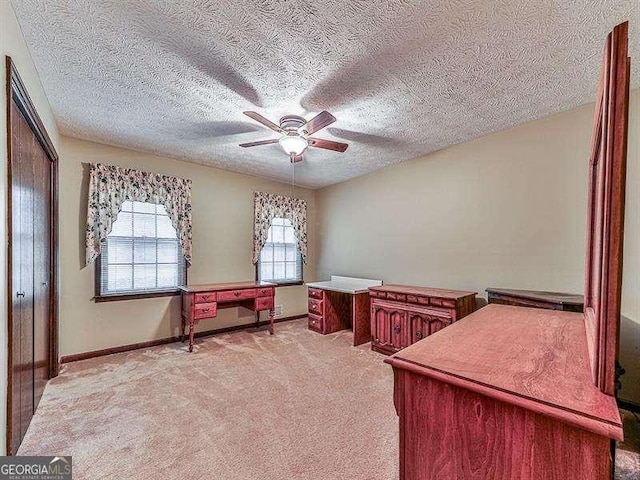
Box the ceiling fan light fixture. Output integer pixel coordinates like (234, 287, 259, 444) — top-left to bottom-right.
(279, 135, 308, 155)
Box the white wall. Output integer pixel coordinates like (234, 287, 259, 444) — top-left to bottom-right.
(58, 136, 317, 357)
(0, 1, 60, 455)
(317, 90, 640, 403)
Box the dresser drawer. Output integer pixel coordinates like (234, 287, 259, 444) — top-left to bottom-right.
(217, 289, 256, 302)
(370, 290, 386, 299)
(387, 292, 407, 302)
(308, 288, 323, 300)
(256, 286, 274, 297)
(255, 296, 274, 311)
(194, 302, 217, 319)
(195, 292, 216, 303)
(308, 313, 323, 331)
(430, 298, 455, 308)
(308, 298, 323, 316)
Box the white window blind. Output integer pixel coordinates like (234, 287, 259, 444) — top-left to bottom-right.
(98, 200, 186, 295)
(257, 217, 302, 284)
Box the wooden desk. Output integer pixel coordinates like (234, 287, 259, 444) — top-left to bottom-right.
(306, 276, 382, 346)
(179, 281, 275, 352)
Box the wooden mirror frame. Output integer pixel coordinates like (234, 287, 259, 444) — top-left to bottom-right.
(583, 22, 630, 396)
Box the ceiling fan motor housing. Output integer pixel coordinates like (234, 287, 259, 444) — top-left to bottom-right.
(280, 115, 307, 134)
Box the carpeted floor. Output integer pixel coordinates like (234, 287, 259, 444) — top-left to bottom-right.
(617, 409, 640, 480)
(18, 319, 398, 479)
(19, 318, 640, 479)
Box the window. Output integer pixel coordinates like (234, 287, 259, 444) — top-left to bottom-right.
(257, 217, 303, 285)
(97, 200, 186, 297)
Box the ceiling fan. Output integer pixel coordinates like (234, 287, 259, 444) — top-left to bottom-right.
(239, 110, 349, 163)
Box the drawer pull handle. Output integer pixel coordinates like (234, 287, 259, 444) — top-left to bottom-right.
(202, 295, 210, 300)
(201, 308, 210, 313)
(234, 292, 241, 297)
(394, 325, 401, 334)
(415, 331, 423, 339)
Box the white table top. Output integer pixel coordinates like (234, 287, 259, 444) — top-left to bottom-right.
(306, 276, 383, 294)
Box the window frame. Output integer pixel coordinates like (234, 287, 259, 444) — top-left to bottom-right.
(93, 201, 188, 302)
(255, 217, 304, 287)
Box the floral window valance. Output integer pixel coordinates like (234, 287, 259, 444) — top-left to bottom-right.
(86, 163, 193, 266)
(253, 192, 307, 264)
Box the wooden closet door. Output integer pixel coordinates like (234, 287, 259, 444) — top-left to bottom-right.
(33, 136, 51, 411)
(7, 57, 59, 455)
(9, 100, 23, 454)
(10, 100, 35, 449)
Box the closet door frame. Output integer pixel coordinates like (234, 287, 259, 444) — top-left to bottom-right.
(5, 56, 59, 454)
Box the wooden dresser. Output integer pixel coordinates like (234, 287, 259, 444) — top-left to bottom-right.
(386, 305, 623, 479)
(368, 285, 476, 355)
(486, 287, 584, 312)
(385, 22, 629, 480)
(179, 281, 275, 352)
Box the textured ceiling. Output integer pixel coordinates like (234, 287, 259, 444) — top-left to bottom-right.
(12, 0, 640, 188)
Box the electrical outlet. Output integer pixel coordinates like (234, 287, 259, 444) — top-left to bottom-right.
(275, 305, 283, 317)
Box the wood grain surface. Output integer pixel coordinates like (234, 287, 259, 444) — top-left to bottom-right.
(486, 287, 584, 312)
(179, 281, 274, 293)
(387, 304, 622, 438)
(396, 370, 613, 480)
(370, 284, 476, 299)
(583, 21, 630, 396)
(352, 292, 371, 346)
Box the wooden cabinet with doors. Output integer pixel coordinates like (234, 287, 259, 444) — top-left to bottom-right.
(6, 58, 59, 455)
(369, 285, 476, 355)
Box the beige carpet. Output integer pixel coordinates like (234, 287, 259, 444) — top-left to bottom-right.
(19, 318, 640, 479)
(18, 319, 398, 479)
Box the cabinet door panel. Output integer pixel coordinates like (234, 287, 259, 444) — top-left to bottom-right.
(372, 306, 392, 349)
(409, 313, 428, 343)
(390, 310, 409, 350)
(429, 317, 450, 335)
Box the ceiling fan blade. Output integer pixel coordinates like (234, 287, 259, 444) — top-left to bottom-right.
(307, 137, 349, 152)
(239, 139, 279, 147)
(243, 111, 282, 132)
(299, 111, 336, 135)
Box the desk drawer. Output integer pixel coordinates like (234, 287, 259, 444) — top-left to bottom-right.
(255, 296, 274, 311)
(308, 298, 323, 316)
(308, 288, 323, 300)
(308, 313, 323, 331)
(194, 302, 217, 319)
(257, 286, 274, 297)
(218, 289, 257, 302)
(195, 292, 216, 303)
